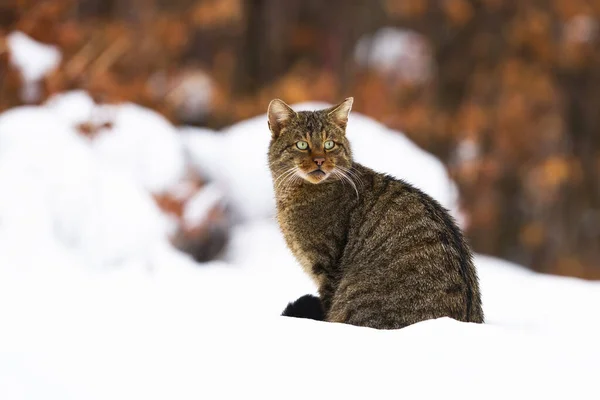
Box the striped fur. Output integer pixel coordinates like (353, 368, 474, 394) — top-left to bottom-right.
(268, 99, 484, 329)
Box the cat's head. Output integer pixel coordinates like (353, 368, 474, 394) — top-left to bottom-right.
(267, 98, 354, 185)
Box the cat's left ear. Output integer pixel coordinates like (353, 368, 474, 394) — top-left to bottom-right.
(328, 97, 353, 130)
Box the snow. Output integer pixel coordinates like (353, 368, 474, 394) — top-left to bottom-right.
(6, 32, 62, 102)
(477, 255, 600, 331)
(91, 103, 186, 194)
(1, 95, 600, 399)
(183, 102, 458, 222)
(6, 32, 61, 83)
(182, 183, 224, 227)
(0, 106, 169, 268)
(355, 27, 433, 84)
(45, 92, 186, 194)
(45, 90, 99, 127)
(564, 14, 598, 44)
(168, 69, 214, 122)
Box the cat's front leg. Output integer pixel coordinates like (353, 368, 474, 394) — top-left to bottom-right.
(310, 262, 337, 315)
(318, 281, 336, 316)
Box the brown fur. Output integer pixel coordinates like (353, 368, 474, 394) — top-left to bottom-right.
(268, 98, 484, 329)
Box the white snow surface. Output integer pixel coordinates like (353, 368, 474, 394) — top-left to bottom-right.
(45, 90, 99, 127)
(182, 183, 224, 227)
(0, 106, 169, 268)
(6, 31, 61, 83)
(46, 91, 186, 194)
(6, 32, 62, 102)
(182, 101, 458, 222)
(0, 96, 600, 399)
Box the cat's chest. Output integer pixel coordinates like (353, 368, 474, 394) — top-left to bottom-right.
(282, 231, 322, 285)
(278, 208, 324, 262)
(277, 200, 346, 285)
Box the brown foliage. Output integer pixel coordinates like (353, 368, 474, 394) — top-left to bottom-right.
(1, 0, 600, 277)
(388, 0, 600, 279)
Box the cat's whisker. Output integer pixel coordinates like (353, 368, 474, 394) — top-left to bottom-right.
(273, 166, 296, 181)
(276, 172, 294, 192)
(345, 167, 364, 185)
(339, 172, 358, 199)
(288, 174, 302, 189)
(345, 171, 365, 192)
(282, 175, 300, 192)
(275, 173, 296, 193)
(276, 167, 300, 192)
(273, 167, 298, 189)
(278, 174, 293, 192)
(334, 168, 359, 199)
(338, 165, 365, 189)
(332, 170, 350, 192)
(336, 165, 355, 180)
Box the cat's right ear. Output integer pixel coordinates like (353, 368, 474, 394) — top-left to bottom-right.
(268, 99, 296, 139)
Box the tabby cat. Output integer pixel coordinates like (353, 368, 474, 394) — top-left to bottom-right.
(268, 98, 484, 329)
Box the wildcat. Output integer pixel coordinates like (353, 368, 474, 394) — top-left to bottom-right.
(268, 98, 484, 329)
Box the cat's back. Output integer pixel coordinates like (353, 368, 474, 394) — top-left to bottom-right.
(349, 163, 445, 236)
(335, 163, 484, 326)
(350, 163, 461, 252)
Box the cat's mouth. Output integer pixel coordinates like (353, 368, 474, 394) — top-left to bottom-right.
(304, 168, 329, 183)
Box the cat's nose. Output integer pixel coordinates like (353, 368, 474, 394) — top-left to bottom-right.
(313, 157, 325, 167)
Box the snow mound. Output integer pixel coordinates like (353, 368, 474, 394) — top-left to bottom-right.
(182, 183, 224, 227)
(6, 31, 61, 102)
(45, 90, 99, 127)
(182, 102, 458, 222)
(45, 92, 187, 194)
(91, 103, 186, 194)
(477, 254, 600, 331)
(0, 106, 169, 268)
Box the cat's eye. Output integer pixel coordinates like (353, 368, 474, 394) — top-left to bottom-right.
(324, 140, 335, 150)
(296, 141, 309, 150)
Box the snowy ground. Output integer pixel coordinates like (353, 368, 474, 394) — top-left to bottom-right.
(0, 91, 599, 399)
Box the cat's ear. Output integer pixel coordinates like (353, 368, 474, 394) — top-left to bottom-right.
(327, 97, 353, 130)
(268, 99, 296, 138)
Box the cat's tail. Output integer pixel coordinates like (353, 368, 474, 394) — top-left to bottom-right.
(281, 294, 325, 321)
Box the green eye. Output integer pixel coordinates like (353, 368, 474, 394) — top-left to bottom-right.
(296, 141, 308, 150)
(324, 140, 335, 150)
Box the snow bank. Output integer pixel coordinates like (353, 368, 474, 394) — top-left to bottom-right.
(92, 103, 186, 194)
(183, 102, 458, 222)
(45, 90, 99, 126)
(182, 183, 224, 228)
(477, 255, 600, 331)
(46, 92, 186, 194)
(0, 106, 170, 268)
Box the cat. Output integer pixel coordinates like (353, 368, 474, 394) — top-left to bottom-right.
(268, 97, 484, 329)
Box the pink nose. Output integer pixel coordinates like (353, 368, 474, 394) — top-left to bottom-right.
(314, 157, 325, 167)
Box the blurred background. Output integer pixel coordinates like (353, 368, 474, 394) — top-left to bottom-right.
(1, 0, 599, 279)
